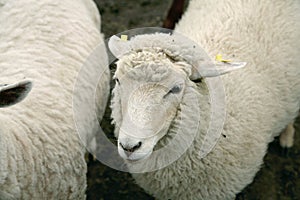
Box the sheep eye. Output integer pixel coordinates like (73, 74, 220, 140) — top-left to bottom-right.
(163, 84, 183, 99)
(170, 85, 181, 94)
(163, 85, 182, 98)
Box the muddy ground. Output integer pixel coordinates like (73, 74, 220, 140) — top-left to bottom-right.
(87, 0, 300, 199)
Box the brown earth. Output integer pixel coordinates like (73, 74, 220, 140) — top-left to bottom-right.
(87, 0, 300, 199)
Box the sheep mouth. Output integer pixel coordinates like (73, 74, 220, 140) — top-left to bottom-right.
(125, 158, 142, 162)
(123, 150, 153, 162)
(125, 158, 145, 164)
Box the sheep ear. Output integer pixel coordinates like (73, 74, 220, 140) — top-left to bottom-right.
(0, 80, 32, 108)
(108, 35, 131, 59)
(190, 61, 247, 80)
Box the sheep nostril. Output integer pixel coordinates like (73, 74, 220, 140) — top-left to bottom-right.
(135, 141, 142, 150)
(119, 142, 142, 156)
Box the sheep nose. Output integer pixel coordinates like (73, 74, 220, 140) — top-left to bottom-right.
(119, 141, 142, 157)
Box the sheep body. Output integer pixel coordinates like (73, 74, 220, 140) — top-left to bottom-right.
(0, 0, 109, 199)
(109, 0, 300, 199)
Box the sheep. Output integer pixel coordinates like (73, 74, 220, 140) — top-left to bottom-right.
(0, 0, 110, 199)
(107, 0, 300, 199)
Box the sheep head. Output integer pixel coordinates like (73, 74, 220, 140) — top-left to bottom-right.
(112, 49, 189, 161)
(109, 33, 246, 162)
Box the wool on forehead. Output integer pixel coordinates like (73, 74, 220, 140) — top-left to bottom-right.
(116, 48, 174, 82)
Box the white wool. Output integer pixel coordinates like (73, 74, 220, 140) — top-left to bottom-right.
(0, 0, 109, 199)
(110, 0, 300, 199)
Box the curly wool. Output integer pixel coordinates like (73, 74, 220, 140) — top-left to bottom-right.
(0, 0, 109, 199)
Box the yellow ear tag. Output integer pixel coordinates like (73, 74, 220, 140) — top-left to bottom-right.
(120, 35, 128, 41)
(216, 54, 231, 63)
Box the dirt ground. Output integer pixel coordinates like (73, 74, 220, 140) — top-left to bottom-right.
(87, 0, 300, 199)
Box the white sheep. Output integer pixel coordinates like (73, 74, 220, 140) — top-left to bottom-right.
(0, 0, 109, 199)
(108, 0, 300, 199)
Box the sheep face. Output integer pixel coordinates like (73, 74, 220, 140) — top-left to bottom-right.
(112, 50, 190, 161)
